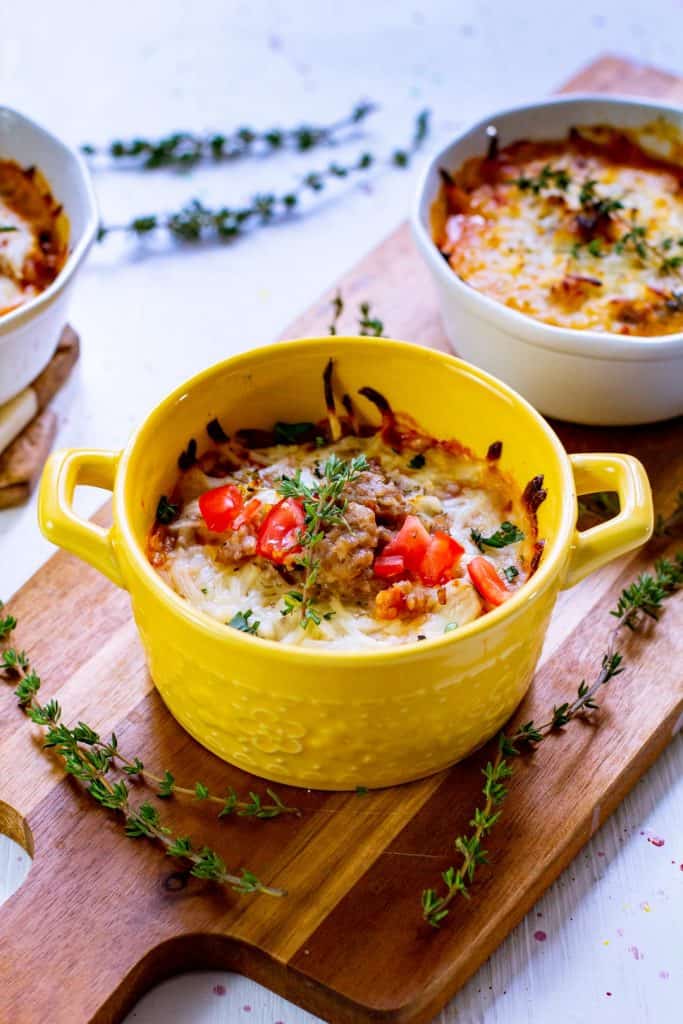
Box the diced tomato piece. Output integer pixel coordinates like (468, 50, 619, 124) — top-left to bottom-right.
(383, 514, 431, 572)
(232, 497, 262, 529)
(198, 484, 243, 533)
(256, 497, 305, 563)
(373, 553, 406, 579)
(467, 556, 510, 607)
(418, 531, 464, 586)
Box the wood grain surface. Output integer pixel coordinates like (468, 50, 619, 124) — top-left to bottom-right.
(0, 325, 80, 507)
(0, 56, 681, 1024)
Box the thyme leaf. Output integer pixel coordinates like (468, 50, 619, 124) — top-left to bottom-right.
(328, 290, 385, 337)
(513, 164, 570, 194)
(1, 613, 298, 898)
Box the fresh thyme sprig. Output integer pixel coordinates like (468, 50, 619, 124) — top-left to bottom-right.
(279, 452, 369, 628)
(0, 616, 295, 896)
(512, 164, 570, 194)
(97, 110, 429, 244)
(328, 290, 385, 336)
(511, 165, 683, 283)
(82, 102, 377, 170)
(614, 219, 683, 278)
(422, 535, 683, 927)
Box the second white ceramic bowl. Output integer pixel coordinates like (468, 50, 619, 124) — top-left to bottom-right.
(412, 95, 683, 426)
(0, 107, 98, 406)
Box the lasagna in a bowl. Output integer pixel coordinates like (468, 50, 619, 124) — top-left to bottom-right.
(432, 122, 683, 336)
(148, 362, 546, 649)
(0, 158, 68, 317)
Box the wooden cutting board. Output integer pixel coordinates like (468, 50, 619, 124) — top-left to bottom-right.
(1, 55, 682, 1024)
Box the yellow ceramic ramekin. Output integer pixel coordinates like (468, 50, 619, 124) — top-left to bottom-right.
(38, 338, 653, 790)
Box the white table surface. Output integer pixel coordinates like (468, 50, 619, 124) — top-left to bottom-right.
(1, 2, 681, 1021)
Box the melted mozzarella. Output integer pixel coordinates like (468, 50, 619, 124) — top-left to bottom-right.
(437, 126, 683, 336)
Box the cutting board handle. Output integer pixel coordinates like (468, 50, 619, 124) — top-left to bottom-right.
(563, 452, 653, 589)
(38, 448, 125, 588)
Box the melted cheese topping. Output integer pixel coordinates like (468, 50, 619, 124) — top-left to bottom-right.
(150, 432, 542, 650)
(433, 123, 683, 336)
(0, 160, 68, 316)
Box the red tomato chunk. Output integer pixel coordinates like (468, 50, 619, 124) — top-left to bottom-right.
(374, 516, 464, 587)
(198, 484, 243, 532)
(419, 531, 464, 586)
(257, 497, 305, 563)
(467, 556, 510, 606)
(373, 553, 406, 579)
(382, 515, 430, 571)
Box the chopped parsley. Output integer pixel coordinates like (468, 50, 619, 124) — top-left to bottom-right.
(471, 521, 525, 551)
(155, 494, 179, 524)
(355, 786, 369, 796)
(228, 609, 260, 635)
(444, 622, 458, 633)
(409, 452, 426, 469)
(503, 565, 520, 582)
(273, 420, 315, 445)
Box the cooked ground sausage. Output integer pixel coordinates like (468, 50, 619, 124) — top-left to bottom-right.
(344, 468, 409, 526)
(315, 501, 380, 601)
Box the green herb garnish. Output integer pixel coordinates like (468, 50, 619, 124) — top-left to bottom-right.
(513, 164, 570, 194)
(577, 179, 623, 218)
(156, 495, 179, 524)
(422, 544, 683, 927)
(279, 453, 369, 628)
(503, 565, 519, 582)
(471, 521, 524, 551)
(273, 421, 315, 445)
(0, 225, 17, 233)
(1, 609, 297, 899)
(228, 609, 260, 635)
(357, 301, 384, 337)
(82, 102, 378, 171)
(97, 110, 429, 245)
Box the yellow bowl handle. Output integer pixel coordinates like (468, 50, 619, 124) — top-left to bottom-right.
(38, 448, 125, 589)
(563, 452, 653, 589)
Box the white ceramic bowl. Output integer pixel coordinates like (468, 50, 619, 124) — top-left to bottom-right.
(0, 107, 98, 406)
(412, 95, 683, 426)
